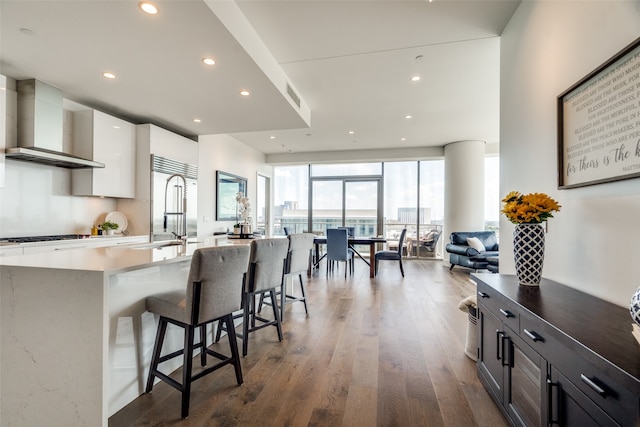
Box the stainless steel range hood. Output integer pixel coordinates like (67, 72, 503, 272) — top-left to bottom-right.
(5, 79, 104, 169)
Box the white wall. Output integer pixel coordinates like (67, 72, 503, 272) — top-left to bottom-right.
(0, 160, 116, 237)
(198, 133, 272, 237)
(500, 1, 640, 306)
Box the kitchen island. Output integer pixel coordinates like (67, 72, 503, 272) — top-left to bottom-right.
(0, 237, 247, 426)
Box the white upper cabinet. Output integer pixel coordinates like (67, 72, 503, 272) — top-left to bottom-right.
(71, 109, 135, 198)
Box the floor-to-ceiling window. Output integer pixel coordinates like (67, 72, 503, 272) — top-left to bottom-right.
(272, 157, 495, 259)
(256, 174, 269, 235)
(273, 165, 308, 235)
(309, 163, 382, 236)
(383, 160, 444, 258)
(383, 161, 418, 256)
(309, 163, 382, 257)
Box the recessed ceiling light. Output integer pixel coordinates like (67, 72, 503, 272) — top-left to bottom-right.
(415, 55, 424, 61)
(405, 115, 412, 119)
(240, 90, 250, 96)
(401, 138, 406, 141)
(269, 136, 276, 139)
(113, 125, 121, 129)
(202, 58, 215, 66)
(348, 130, 355, 135)
(411, 75, 421, 82)
(193, 118, 201, 123)
(102, 72, 116, 79)
(139, 2, 158, 15)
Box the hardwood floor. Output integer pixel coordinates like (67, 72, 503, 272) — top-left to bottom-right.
(109, 259, 508, 427)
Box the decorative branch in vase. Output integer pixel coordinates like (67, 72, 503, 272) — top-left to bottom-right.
(235, 192, 252, 236)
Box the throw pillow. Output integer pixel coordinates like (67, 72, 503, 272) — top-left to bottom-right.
(466, 237, 486, 253)
(422, 230, 436, 243)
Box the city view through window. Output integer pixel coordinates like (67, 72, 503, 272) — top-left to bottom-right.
(267, 159, 499, 259)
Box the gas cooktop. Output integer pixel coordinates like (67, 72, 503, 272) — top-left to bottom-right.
(3, 234, 91, 243)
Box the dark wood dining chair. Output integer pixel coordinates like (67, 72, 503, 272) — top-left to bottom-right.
(375, 228, 407, 277)
(326, 228, 353, 278)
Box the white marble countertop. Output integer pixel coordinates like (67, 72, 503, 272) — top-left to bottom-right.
(4, 233, 144, 245)
(0, 237, 256, 274)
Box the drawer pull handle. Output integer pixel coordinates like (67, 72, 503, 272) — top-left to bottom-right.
(478, 292, 489, 298)
(547, 379, 559, 425)
(580, 374, 607, 397)
(524, 329, 543, 342)
(499, 308, 514, 318)
(496, 330, 504, 361)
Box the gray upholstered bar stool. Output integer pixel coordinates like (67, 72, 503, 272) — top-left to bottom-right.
(241, 238, 289, 356)
(259, 233, 315, 320)
(144, 245, 250, 419)
(216, 238, 289, 357)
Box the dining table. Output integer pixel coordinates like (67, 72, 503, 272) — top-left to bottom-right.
(312, 236, 387, 278)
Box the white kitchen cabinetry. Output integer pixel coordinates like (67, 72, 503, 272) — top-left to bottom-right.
(117, 124, 198, 237)
(71, 110, 135, 198)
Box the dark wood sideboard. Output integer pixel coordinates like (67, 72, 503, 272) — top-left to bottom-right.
(471, 273, 640, 426)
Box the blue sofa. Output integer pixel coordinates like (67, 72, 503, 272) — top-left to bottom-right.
(445, 231, 499, 271)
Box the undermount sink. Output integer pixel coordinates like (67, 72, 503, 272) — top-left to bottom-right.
(127, 240, 186, 250)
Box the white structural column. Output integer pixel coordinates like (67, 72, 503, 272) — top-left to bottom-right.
(443, 140, 486, 266)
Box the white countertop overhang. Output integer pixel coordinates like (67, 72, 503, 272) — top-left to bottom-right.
(0, 238, 248, 274)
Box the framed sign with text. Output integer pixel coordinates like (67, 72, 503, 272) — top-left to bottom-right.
(558, 37, 640, 189)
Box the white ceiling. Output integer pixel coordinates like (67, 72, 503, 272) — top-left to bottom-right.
(0, 0, 520, 158)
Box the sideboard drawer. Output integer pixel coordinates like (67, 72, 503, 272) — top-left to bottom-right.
(477, 283, 520, 332)
(518, 312, 560, 361)
(553, 348, 640, 426)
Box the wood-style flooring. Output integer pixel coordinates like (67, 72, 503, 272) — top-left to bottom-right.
(109, 259, 508, 427)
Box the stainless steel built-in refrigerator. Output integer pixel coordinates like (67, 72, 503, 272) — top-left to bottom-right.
(150, 155, 198, 242)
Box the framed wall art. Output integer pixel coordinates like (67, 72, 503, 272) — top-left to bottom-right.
(216, 170, 247, 221)
(557, 37, 640, 189)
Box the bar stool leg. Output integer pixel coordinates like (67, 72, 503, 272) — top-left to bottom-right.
(200, 324, 207, 367)
(181, 324, 195, 419)
(270, 288, 283, 341)
(145, 317, 168, 393)
(280, 281, 286, 321)
(242, 293, 251, 357)
(225, 313, 243, 384)
(299, 274, 308, 314)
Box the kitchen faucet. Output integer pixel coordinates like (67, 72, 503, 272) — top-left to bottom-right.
(163, 173, 188, 244)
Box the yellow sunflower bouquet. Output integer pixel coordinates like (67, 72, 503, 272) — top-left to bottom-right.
(501, 191, 561, 224)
